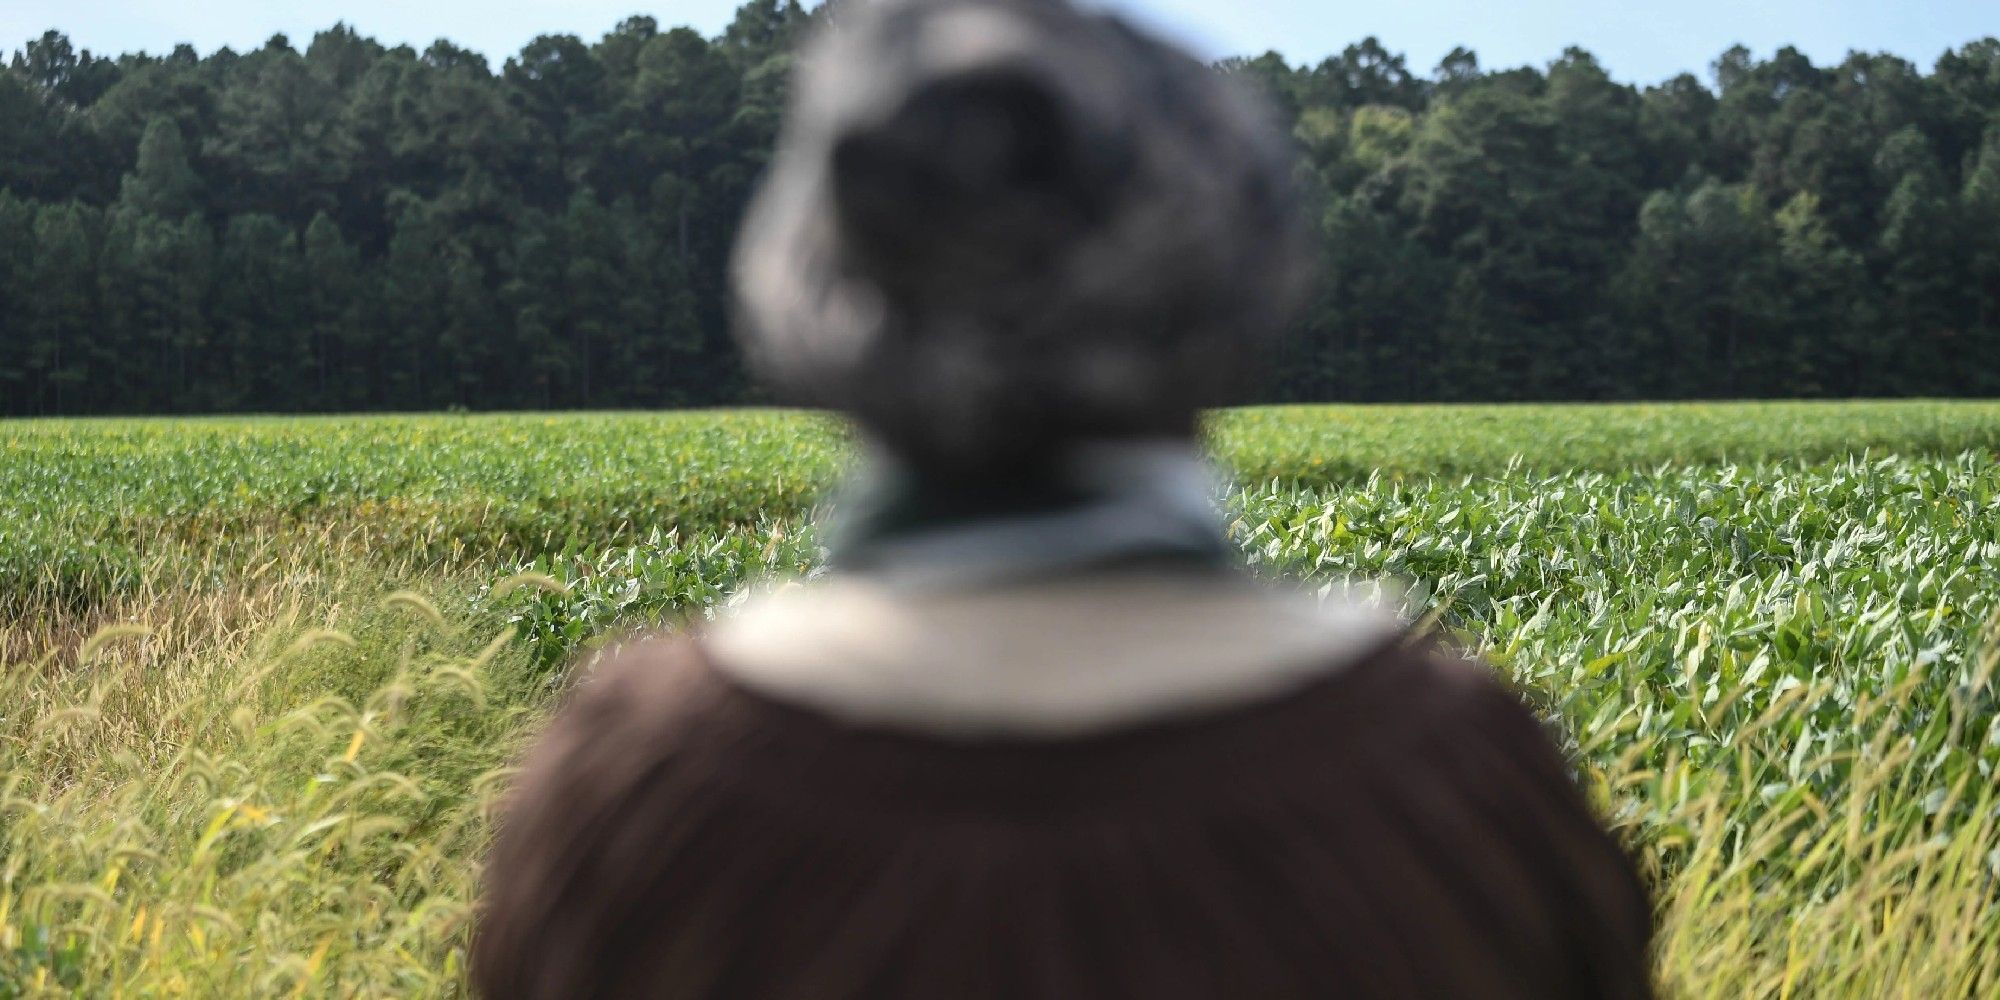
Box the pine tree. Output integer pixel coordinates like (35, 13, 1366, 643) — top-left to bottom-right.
(119, 117, 200, 218)
(439, 244, 500, 407)
(97, 207, 170, 407)
(0, 193, 37, 414)
(206, 42, 351, 223)
(1960, 129, 2000, 394)
(719, 0, 808, 68)
(505, 34, 609, 204)
(381, 197, 449, 408)
(0, 70, 68, 199)
(212, 214, 305, 409)
(1873, 128, 1966, 394)
(302, 212, 362, 408)
(1774, 191, 1870, 396)
(503, 207, 570, 407)
(164, 215, 214, 408)
(27, 202, 100, 414)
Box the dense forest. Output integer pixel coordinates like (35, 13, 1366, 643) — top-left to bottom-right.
(2, 1, 1999, 415)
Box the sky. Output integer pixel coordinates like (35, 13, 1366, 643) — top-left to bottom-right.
(2, 0, 1993, 87)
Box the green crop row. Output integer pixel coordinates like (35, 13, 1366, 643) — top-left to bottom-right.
(8, 401, 1999, 612)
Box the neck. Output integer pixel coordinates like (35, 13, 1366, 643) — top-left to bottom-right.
(825, 439, 1235, 587)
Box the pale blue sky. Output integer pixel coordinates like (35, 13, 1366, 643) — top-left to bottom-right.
(3, 0, 1994, 86)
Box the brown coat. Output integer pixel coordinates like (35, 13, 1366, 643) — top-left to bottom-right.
(473, 633, 1652, 999)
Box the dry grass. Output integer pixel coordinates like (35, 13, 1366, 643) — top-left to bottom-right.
(1609, 618, 2000, 995)
(0, 536, 550, 997)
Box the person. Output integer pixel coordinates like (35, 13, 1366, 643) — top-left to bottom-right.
(471, 0, 1654, 996)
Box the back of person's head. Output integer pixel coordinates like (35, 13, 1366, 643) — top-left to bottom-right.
(732, 0, 1312, 483)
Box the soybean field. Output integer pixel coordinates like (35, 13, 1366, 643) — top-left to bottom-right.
(4, 400, 2000, 996)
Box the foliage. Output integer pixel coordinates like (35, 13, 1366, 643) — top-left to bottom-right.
(0, 409, 846, 613)
(1206, 399, 2000, 482)
(4, 18, 2000, 413)
(5, 402, 2000, 994)
(0, 546, 537, 996)
(7, 401, 1999, 613)
(1238, 456, 2000, 994)
(488, 525, 820, 673)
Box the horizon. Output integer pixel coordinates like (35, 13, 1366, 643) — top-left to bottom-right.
(3, 0, 1996, 88)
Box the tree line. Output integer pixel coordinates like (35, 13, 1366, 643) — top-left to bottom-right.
(1, 2, 1997, 415)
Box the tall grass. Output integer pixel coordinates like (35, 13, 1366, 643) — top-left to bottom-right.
(1611, 608, 2000, 995)
(0, 536, 546, 996)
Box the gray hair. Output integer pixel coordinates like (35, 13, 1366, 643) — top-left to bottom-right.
(732, 0, 1312, 479)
